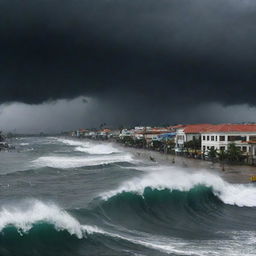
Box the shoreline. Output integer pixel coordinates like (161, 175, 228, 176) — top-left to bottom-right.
(113, 142, 256, 184)
(67, 136, 256, 184)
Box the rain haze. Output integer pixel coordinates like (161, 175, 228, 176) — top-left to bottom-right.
(1, 2, 256, 256)
(1, 0, 256, 132)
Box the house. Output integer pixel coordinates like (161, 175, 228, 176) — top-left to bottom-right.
(119, 129, 134, 139)
(201, 124, 256, 158)
(137, 127, 171, 145)
(175, 124, 212, 152)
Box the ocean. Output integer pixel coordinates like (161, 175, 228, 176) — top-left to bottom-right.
(0, 136, 255, 256)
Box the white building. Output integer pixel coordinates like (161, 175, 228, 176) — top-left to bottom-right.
(201, 124, 256, 158)
(175, 124, 212, 151)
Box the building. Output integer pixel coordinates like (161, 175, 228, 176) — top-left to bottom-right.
(175, 124, 212, 152)
(201, 124, 256, 159)
(136, 127, 171, 145)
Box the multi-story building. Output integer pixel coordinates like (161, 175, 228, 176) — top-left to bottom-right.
(201, 124, 256, 157)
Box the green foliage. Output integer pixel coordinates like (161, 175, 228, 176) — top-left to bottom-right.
(184, 137, 201, 150)
(166, 140, 175, 147)
(218, 149, 227, 161)
(208, 147, 217, 159)
(122, 136, 135, 146)
(134, 138, 146, 148)
(152, 140, 163, 149)
(226, 143, 243, 162)
(217, 143, 244, 163)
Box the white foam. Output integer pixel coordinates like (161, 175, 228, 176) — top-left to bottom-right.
(80, 225, 195, 255)
(0, 199, 191, 254)
(100, 165, 256, 207)
(0, 200, 254, 255)
(58, 138, 121, 155)
(32, 154, 133, 169)
(57, 138, 90, 147)
(0, 200, 83, 238)
(20, 143, 29, 146)
(75, 144, 121, 155)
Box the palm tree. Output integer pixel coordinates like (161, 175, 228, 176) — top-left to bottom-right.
(208, 147, 217, 161)
(226, 143, 242, 163)
(218, 149, 227, 171)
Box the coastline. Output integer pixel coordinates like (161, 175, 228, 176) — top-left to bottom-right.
(113, 142, 256, 184)
(66, 136, 256, 184)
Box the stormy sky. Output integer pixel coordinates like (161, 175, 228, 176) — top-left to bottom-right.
(1, 0, 256, 132)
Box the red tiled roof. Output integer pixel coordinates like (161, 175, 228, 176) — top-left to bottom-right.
(183, 124, 213, 134)
(79, 129, 89, 132)
(100, 129, 111, 133)
(203, 124, 256, 133)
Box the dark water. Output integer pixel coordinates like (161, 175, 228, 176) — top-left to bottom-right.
(0, 137, 255, 256)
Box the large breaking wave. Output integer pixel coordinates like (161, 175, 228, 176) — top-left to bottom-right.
(0, 200, 84, 238)
(0, 200, 196, 256)
(100, 166, 256, 207)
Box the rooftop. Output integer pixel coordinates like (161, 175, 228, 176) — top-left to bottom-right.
(203, 124, 256, 133)
(183, 124, 213, 134)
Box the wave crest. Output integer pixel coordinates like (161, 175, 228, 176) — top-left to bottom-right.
(0, 200, 84, 238)
(32, 154, 133, 169)
(100, 166, 256, 207)
(75, 144, 120, 155)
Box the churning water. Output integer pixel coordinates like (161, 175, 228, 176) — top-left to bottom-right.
(0, 137, 255, 256)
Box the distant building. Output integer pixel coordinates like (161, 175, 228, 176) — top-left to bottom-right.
(201, 124, 256, 158)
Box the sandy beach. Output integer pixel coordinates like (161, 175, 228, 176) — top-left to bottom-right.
(115, 143, 256, 184)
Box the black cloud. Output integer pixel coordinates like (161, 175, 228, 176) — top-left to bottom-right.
(0, 0, 256, 107)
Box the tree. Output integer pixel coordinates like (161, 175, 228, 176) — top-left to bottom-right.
(184, 137, 201, 152)
(122, 136, 135, 146)
(208, 147, 217, 160)
(218, 149, 227, 161)
(226, 143, 243, 163)
(218, 149, 228, 171)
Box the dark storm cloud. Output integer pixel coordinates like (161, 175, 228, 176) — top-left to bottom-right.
(1, 0, 256, 107)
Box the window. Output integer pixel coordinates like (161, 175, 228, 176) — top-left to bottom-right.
(249, 136, 256, 141)
(203, 136, 206, 141)
(242, 146, 247, 152)
(228, 136, 246, 141)
(211, 136, 214, 141)
(203, 146, 206, 151)
(215, 136, 218, 141)
(220, 146, 225, 151)
(207, 136, 210, 141)
(211, 146, 215, 150)
(220, 136, 225, 141)
(207, 146, 210, 150)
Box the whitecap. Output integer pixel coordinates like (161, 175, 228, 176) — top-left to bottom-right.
(100, 165, 256, 207)
(32, 154, 133, 169)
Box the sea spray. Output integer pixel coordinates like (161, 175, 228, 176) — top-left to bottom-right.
(75, 144, 121, 155)
(0, 200, 84, 238)
(58, 137, 121, 154)
(32, 154, 133, 169)
(56, 138, 90, 147)
(100, 165, 256, 207)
